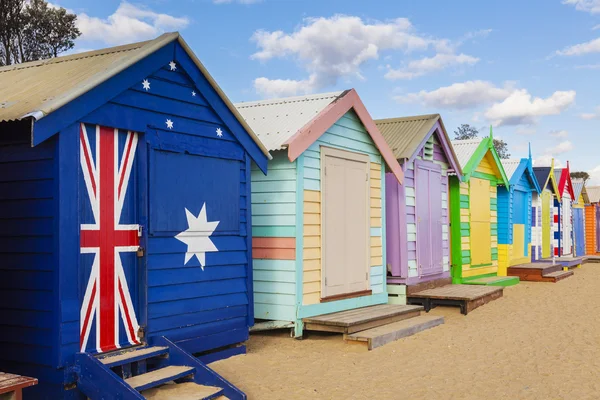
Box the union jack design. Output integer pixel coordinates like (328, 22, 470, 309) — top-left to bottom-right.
(79, 124, 141, 353)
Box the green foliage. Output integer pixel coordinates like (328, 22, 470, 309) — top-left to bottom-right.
(493, 139, 510, 159)
(0, 0, 80, 65)
(454, 124, 479, 140)
(571, 171, 590, 182)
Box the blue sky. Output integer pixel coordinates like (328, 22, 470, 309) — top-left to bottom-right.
(54, 0, 600, 181)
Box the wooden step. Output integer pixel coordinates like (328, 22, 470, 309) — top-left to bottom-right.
(142, 382, 224, 400)
(543, 270, 574, 282)
(344, 315, 444, 350)
(463, 276, 519, 286)
(407, 284, 503, 315)
(99, 346, 169, 368)
(125, 366, 195, 392)
(507, 262, 564, 282)
(303, 304, 423, 334)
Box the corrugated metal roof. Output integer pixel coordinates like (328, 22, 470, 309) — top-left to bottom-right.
(587, 186, 600, 203)
(374, 114, 440, 159)
(501, 159, 522, 180)
(234, 91, 344, 151)
(0, 38, 161, 122)
(450, 138, 483, 169)
(0, 32, 271, 158)
(572, 179, 584, 203)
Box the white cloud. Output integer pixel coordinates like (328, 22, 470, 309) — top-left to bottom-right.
(579, 105, 600, 119)
(563, 0, 600, 14)
(550, 129, 569, 138)
(77, 2, 189, 46)
(534, 155, 564, 168)
(253, 76, 319, 97)
(546, 140, 574, 155)
(484, 89, 576, 126)
(588, 164, 600, 184)
(395, 80, 513, 110)
(593, 24, 600, 30)
(556, 37, 600, 56)
(385, 53, 479, 80)
(250, 15, 459, 97)
(515, 126, 537, 135)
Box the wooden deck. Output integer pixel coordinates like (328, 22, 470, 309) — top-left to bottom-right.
(407, 284, 503, 315)
(507, 262, 573, 282)
(405, 277, 453, 295)
(536, 257, 583, 269)
(0, 372, 37, 400)
(302, 304, 423, 334)
(584, 255, 600, 263)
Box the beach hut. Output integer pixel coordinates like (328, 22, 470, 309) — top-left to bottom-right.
(374, 115, 462, 296)
(0, 33, 269, 399)
(532, 163, 560, 260)
(585, 186, 600, 256)
(235, 90, 404, 338)
(497, 148, 541, 275)
(448, 131, 516, 286)
(572, 179, 589, 257)
(554, 164, 576, 257)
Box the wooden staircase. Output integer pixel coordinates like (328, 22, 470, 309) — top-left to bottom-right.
(75, 337, 244, 399)
(302, 304, 444, 350)
(507, 262, 573, 282)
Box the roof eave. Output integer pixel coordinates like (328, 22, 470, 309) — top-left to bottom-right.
(285, 89, 404, 184)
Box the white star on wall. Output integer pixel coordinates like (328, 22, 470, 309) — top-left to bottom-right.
(142, 79, 150, 91)
(175, 203, 220, 269)
(192, 91, 196, 97)
(169, 61, 177, 71)
(166, 119, 174, 129)
(216, 128, 223, 137)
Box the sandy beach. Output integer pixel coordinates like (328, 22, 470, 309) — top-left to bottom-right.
(212, 264, 600, 399)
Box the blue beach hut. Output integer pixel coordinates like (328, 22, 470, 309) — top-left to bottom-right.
(0, 33, 269, 399)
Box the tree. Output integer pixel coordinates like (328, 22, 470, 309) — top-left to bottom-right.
(0, 0, 79, 65)
(493, 139, 510, 159)
(454, 124, 479, 140)
(453, 124, 511, 159)
(571, 171, 590, 182)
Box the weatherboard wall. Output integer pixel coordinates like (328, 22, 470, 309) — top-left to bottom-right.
(0, 41, 268, 398)
(585, 205, 597, 255)
(82, 57, 258, 355)
(386, 131, 451, 285)
(300, 110, 386, 306)
(449, 151, 500, 283)
(251, 150, 298, 321)
(0, 135, 64, 395)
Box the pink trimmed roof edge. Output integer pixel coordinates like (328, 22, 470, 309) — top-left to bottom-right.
(285, 89, 403, 184)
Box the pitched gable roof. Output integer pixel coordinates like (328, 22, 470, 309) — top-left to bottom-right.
(555, 164, 576, 199)
(587, 186, 600, 203)
(374, 114, 462, 178)
(450, 135, 509, 186)
(533, 162, 560, 195)
(235, 89, 404, 184)
(502, 157, 541, 193)
(572, 179, 589, 204)
(0, 32, 271, 164)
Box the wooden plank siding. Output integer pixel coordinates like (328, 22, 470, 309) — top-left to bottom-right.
(250, 150, 297, 321)
(0, 136, 63, 395)
(81, 63, 255, 355)
(585, 205, 597, 255)
(301, 110, 385, 305)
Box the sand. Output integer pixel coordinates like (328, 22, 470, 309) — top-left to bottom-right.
(211, 264, 600, 400)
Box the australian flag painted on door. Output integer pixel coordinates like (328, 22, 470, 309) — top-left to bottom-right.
(79, 123, 142, 354)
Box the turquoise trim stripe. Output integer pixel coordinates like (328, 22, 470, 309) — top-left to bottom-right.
(294, 154, 305, 337)
(298, 292, 388, 319)
(370, 227, 382, 237)
(252, 226, 296, 237)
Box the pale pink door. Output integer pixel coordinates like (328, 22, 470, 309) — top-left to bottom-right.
(321, 147, 370, 298)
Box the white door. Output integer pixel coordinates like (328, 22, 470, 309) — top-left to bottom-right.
(321, 147, 370, 298)
(563, 194, 573, 256)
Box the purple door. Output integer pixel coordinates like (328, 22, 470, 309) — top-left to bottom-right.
(416, 163, 443, 276)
